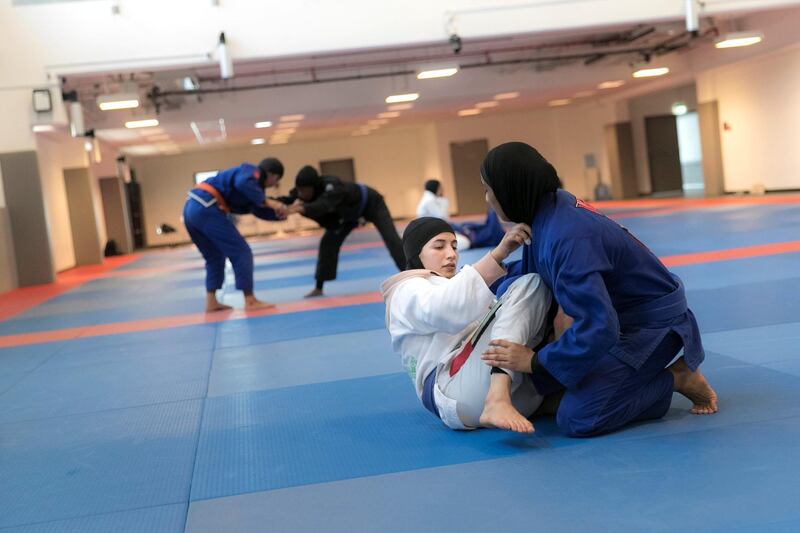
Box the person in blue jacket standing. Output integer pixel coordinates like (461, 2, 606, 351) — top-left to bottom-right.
(478, 142, 717, 437)
(183, 158, 287, 312)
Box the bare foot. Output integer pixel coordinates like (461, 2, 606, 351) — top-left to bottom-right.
(244, 297, 276, 311)
(479, 399, 534, 433)
(304, 288, 324, 298)
(668, 357, 719, 415)
(205, 302, 233, 313)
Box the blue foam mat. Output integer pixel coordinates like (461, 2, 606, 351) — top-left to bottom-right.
(3, 504, 187, 533)
(0, 400, 201, 528)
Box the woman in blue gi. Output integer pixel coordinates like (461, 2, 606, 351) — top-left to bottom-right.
(183, 158, 287, 312)
(479, 142, 718, 437)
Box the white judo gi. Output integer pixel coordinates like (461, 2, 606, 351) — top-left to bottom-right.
(381, 253, 552, 429)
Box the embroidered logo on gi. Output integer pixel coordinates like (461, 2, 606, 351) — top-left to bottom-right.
(575, 199, 600, 214)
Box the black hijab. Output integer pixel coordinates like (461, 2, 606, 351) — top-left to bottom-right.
(480, 142, 562, 224)
(295, 165, 325, 199)
(402, 217, 455, 270)
(424, 179, 441, 194)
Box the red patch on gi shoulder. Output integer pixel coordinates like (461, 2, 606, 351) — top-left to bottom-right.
(253, 169, 261, 179)
(575, 198, 599, 213)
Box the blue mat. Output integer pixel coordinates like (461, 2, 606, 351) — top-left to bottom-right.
(0, 400, 201, 528)
(4, 504, 187, 533)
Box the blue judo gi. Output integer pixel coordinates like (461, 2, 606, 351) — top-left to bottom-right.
(183, 163, 279, 294)
(498, 190, 705, 437)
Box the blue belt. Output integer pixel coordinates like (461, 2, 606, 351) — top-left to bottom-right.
(421, 370, 440, 418)
(357, 184, 368, 217)
(617, 275, 688, 327)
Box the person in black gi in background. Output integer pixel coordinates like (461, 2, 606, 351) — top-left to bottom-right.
(282, 165, 406, 297)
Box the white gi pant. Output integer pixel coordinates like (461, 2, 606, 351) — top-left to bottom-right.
(434, 273, 552, 429)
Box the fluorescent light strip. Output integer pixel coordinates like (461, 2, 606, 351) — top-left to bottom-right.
(458, 109, 481, 117)
(715, 35, 763, 49)
(251, 138, 266, 145)
(632, 67, 669, 78)
(548, 99, 571, 107)
(99, 99, 140, 111)
(32, 124, 55, 133)
(494, 92, 520, 100)
(125, 119, 159, 129)
(475, 101, 499, 109)
(385, 93, 419, 104)
(255, 121, 273, 128)
(417, 67, 458, 80)
(598, 80, 625, 89)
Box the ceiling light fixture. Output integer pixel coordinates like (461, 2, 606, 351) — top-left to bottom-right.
(598, 80, 625, 89)
(97, 94, 140, 111)
(493, 92, 520, 100)
(251, 138, 266, 145)
(632, 67, 670, 78)
(457, 108, 481, 117)
(385, 93, 419, 104)
(255, 121, 273, 128)
(32, 124, 55, 133)
(548, 99, 572, 107)
(416, 67, 459, 80)
(125, 119, 159, 129)
(280, 114, 305, 122)
(475, 101, 499, 109)
(378, 111, 400, 118)
(715, 31, 764, 49)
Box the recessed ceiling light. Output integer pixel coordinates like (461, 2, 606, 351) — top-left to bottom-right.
(548, 99, 572, 107)
(385, 93, 419, 104)
(671, 102, 689, 116)
(598, 80, 625, 89)
(416, 67, 458, 80)
(632, 67, 670, 78)
(457, 109, 481, 117)
(378, 111, 400, 118)
(280, 114, 305, 122)
(125, 119, 159, 129)
(388, 103, 414, 111)
(255, 121, 273, 128)
(251, 138, 266, 145)
(715, 31, 763, 49)
(493, 92, 520, 100)
(97, 93, 140, 111)
(475, 101, 499, 109)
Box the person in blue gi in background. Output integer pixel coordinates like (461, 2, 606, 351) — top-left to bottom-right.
(478, 142, 718, 437)
(183, 157, 288, 312)
(282, 165, 406, 298)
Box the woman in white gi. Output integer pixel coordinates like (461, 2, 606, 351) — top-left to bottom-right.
(381, 217, 553, 433)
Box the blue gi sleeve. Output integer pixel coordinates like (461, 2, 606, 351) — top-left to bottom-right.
(233, 164, 267, 207)
(491, 259, 525, 295)
(536, 235, 620, 388)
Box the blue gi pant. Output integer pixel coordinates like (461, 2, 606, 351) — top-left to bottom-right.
(548, 332, 681, 437)
(183, 199, 254, 293)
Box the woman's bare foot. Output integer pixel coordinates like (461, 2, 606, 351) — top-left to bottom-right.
(304, 288, 324, 298)
(480, 399, 534, 433)
(668, 357, 719, 415)
(244, 295, 276, 311)
(205, 293, 233, 313)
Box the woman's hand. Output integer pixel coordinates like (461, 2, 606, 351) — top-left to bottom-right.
(266, 200, 288, 219)
(490, 223, 531, 263)
(481, 339, 534, 373)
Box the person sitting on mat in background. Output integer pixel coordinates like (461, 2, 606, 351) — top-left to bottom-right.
(416, 178, 505, 250)
(479, 141, 718, 438)
(281, 165, 406, 298)
(381, 216, 558, 433)
(183, 158, 287, 312)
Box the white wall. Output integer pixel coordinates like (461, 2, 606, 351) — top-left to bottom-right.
(696, 43, 800, 192)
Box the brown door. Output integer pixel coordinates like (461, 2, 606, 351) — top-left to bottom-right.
(320, 158, 356, 183)
(64, 167, 103, 266)
(450, 139, 489, 215)
(645, 115, 683, 194)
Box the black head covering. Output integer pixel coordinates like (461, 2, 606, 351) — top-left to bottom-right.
(480, 142, 562, 224)
(258, 157, 284, 188)
(295, 165, 325, 198)
(424, 179, 441, 194)
(402, 217, 455, 270)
